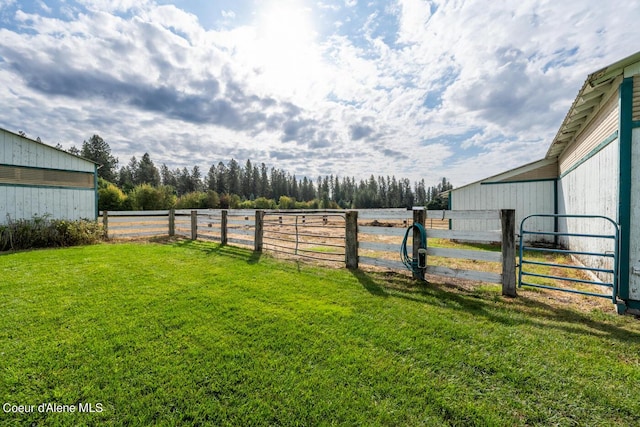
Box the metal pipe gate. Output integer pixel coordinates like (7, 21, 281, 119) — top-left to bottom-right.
(262, 211, 346, 264)
(518, 214, 620, 303)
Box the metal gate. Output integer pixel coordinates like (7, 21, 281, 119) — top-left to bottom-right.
(262, 211, 346, 264)
(518, 214, 619, 302)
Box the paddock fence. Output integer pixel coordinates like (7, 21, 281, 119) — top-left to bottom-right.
(100, 208, 516, 296)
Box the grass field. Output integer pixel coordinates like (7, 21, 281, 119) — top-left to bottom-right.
(1, 240, 640, 426)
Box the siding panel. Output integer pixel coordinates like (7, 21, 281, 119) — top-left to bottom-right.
(451, 180, 555, 243)
(559, 95, 619, 174)
(557, 139, 619, 282)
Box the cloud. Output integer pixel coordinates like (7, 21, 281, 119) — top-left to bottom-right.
(0, 0, 639, 188)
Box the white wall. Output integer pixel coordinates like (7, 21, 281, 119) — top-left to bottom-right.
(0, 129, 96, 224)
(557, 137, 619, 282)
(0, 130, 94, 172)
(450, 180, 556, 244)
(0, 186, 96, 222)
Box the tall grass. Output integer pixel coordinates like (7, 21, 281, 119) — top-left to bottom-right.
(0, 215, 103, 251)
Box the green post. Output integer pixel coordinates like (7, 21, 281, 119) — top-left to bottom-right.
(413, 208, 426, 281)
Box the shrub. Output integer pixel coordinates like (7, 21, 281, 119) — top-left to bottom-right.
(254, 197, 277, 209)
(175, 192, 208, 209)
(205, 190, 220, 209)
(278, 196, 296, 209)
(0, 216, 104, 252)
(238, 200, 255, 209)
(219, 194, 241, 209)
(98, 182, 127, 211)
(129, 184, 176, 210)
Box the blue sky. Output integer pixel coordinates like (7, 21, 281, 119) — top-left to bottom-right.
(0, 0, 639, 187)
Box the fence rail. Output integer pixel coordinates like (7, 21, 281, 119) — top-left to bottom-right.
(100, 208, 516, 296)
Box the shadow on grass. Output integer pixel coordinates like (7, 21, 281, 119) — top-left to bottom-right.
(168, 239, 262, 264)
(350, 268, 640, 343)
(163, 238, 639, 342)
(348, 268, 388, 297)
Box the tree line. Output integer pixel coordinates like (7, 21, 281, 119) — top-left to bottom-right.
(73, 135, 453, 211)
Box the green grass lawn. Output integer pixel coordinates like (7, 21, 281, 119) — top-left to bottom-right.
(1, 240, 640, 426)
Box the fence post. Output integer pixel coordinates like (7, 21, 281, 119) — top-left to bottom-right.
(501, 209, 517, 297)
(168, 209, 175, 237)
(254, 210, 264, 252)
(221, 210, 228, 245)
(191, 210, 198, 240)
(345, 210, 358, 269)
(102, 210, 109, 239)
(413, 208, 426, 281)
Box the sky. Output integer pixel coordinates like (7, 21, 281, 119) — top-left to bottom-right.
(0, 0, 639, 188)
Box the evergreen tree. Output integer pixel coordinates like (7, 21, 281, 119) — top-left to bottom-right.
(136, 153, 161, 186)
(160, 163, 177, 188)
(81, 135, 118, 182)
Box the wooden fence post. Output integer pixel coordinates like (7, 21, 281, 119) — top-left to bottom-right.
(345, 210, 358, 269)
(501, 209, 517, 297)
(102, 210, 109, 239)
(221, 210, 228, 245)
(254, 210, 264, 252)
(413, 208, 426, 281)
(191, 210, 198, 240)
(168, 209, 175, 237)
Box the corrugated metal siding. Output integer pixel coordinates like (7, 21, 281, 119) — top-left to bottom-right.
(0, 186, 96, 224)
(450, 180, 555, 244)
(557, 138, 619, 282)
(0, 129, 94, 172)
(0, 129, 97, 223)
(634, 75, 640, 122)
(629, 128, 640, 300)
(559, 94, 619, 174)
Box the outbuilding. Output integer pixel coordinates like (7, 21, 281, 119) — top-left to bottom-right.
(448, 50, 640, 313)
(0, 127, 97, 224)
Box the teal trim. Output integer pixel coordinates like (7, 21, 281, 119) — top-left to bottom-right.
(618, 77, 633, 301)
(633, 120, 640, 128)
(0, 162, 94, 175)
(0, 182, 96, 191)
(558, 131, 618, 179)
(624, 300, 640, 310)
(481, 178, 556, 185)
(553, 179, 559, 247)
(447, 192, 452, 230)
(94, 165, 99, 220)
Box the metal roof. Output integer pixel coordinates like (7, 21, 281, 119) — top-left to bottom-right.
(0, 126, 98, 165)
(545, 50, 640, 159)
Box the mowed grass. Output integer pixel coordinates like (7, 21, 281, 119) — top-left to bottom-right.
(1, 241, 640, 426)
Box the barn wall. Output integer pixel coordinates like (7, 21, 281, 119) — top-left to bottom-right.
(556, 135, 619, 282)
(0, 131, 95, 172)
(0, 186, 96, 222)
(450, 180, 555, 243)
(0, 129, 96, 224)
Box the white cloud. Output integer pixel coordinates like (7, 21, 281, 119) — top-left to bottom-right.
(1, 0, 639, 187)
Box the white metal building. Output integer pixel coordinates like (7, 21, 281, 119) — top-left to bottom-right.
(0, 128, 97, 224)
(449, 158, 557, 244)
(448, 51, 640, 313)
